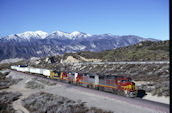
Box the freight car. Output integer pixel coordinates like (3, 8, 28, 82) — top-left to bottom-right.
(10, 65, 137, 97)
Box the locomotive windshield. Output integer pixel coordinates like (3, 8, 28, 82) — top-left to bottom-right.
(121, 78, 132, 83)
(121, 80, 127, 83)
(128, 78, 132, 82)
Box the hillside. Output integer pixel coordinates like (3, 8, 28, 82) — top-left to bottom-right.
(29, 40, 169, 66)
(61, 40, 169, 62)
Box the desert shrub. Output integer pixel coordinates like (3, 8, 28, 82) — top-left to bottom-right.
(0, 92, 21, 113)
(22, 92, 112, 113)
(0, 71, 23, 90)
(25, 80, 45, 89)
(0, 71, 10, 78)
(151, 89, 157, 96)
(156, 88, 163, 97)
(162, 91, 169, 97)
(0, 64, 11, 70)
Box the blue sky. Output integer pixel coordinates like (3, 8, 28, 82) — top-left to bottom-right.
(0, 0, 169, 40)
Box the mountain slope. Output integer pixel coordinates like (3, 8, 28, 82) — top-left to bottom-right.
(0, 30, 158, 61)
(101, 40, 169, 61)
(62, 40, 169, 62)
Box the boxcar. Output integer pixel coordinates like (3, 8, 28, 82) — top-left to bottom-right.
(42, 69, 51, 77)
(10, 66, 16, 70)
(29, 68, 42, 74)
(22, 67, 30, 72)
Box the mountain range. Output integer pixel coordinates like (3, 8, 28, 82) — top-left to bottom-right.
(0, 30, 158, 61)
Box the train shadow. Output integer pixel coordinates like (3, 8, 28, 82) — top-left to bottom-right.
(137, 90, 147, 98)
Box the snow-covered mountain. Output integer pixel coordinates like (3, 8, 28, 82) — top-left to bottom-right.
(47, 31, 91, 40)
(0, 31, 48, 41)
(0, 30, 92, 41)
(0, 30, 158, 61)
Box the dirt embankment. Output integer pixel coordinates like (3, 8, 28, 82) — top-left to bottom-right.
(62, 55, 101, 63)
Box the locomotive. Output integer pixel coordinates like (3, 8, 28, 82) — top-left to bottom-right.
(11, 65, 137, 97)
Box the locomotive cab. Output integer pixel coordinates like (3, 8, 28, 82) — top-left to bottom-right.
(116, 77, 137, 97)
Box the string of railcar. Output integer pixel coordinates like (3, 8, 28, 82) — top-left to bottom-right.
(11, 65, 138, 97)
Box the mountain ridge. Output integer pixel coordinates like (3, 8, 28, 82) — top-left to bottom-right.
(0, 30, 158, 41)
(0, 30, 91, 41)
(0, 30, 159, 61)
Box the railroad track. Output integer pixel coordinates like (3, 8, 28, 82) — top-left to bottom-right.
(11, 70, 170, 113)
(63, 61, 169, 65)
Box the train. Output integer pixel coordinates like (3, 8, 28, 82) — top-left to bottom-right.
(10, 65, 137, 97)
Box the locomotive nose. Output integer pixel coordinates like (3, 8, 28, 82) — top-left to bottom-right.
(131, 82, 136, 90)
(131, 82, 135, 85)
